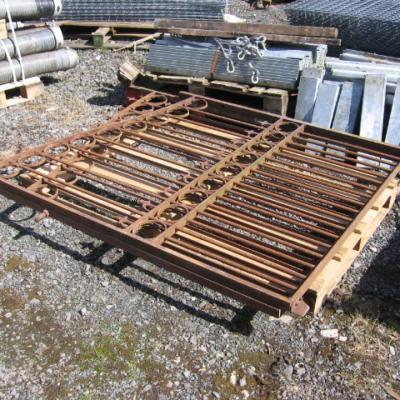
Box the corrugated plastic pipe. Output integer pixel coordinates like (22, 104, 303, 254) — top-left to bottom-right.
(0, 26, 63, 61)
(0, 0, 62, 20)
(0, 48, 79, 85)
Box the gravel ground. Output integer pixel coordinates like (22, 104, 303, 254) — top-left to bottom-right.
(228, 0, 288, 23)
(0, 6, 399, 399)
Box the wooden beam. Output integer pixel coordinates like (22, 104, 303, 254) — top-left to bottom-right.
(91, 27, 111, 48)
(57, 20, 156, 30)
(161, 28, 341, 46)
(155, 19, 339, 38)
(114, 32, 162, 52)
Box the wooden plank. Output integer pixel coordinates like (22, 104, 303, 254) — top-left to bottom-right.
(209, 80, 249, 92)
(386, 79, 400, 145)
(113, 32, 162, 52)
(91, 27, 111, 48)
(332, 80, 364, 134)
(0, 19, 7, 40)
(295, 68, 324, 122)
(58, 20, 156, 30)
(360, 74, 387, 141)
(309, 180, 398, 313)
(118, 61, 141, 83)
(263, 88, 289, 116)
(162, 28, 340, 45)
(155, 19, 339, 38)
(311, 81, 341, 128)
(64, 40, 149, 50)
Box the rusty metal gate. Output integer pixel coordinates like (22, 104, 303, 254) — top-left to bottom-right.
(1, 92, 399, 316)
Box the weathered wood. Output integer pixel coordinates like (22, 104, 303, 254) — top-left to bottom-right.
(139, 72, 289, 114)
(0, 77, 44, 109)
(58, 20, 156, 30)
(64, 40, 149, 50)
(263, 88, 289, 116)
(210, 80, 249, 92)
(308, 180, 397, 314)
(162, 28, 340, 45)
(91, 27, 111, 48)
(155, 19, 339, 38)
(118, 61, 142, 83)
(114, 32, 162, 52)
(0, 19, 7, 40)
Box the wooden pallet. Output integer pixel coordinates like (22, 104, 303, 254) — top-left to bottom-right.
(58, 20, 159, 49)
(136, 72, 290, 115)
(0, 77, 44, 109)
(307, 179, 398, 314)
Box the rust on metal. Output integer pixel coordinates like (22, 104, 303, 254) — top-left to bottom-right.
(1, 91, 399, 317)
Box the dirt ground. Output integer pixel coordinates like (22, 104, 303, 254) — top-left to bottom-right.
(0, 3, 399, 400)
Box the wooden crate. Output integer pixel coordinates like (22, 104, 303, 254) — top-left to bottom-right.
(307, 179, 398, 314)
(0, 77, 44, 109)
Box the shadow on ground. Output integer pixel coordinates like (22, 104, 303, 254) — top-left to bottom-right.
(342, 204, 400, 332)
(87, 83, 126, 107)
(0, 203, 258, 336)
(41, 76, 62, 86)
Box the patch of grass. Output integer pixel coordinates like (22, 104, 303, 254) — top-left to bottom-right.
(0, 288, 25, 311)
(80, 392, 92, 400)
(79, 322, 168, 390)
(80, 322, 140, 377)
(5, 255, 32, 273)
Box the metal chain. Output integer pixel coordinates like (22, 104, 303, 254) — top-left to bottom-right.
(215, 36, 267, 85)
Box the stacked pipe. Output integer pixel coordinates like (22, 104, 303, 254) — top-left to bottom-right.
(285, 0, 400, 57)
(145, 38, 326, 90)
(58, 0, 228, 22)
(0, 0, 78, 86)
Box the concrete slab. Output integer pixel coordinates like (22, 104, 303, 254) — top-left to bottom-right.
(360, 74, 387, 141)
(385, 79, 400, 145)
(332, 80, 363, 133)
(295, 68, 324, 122)
(311, 81, 341, 128)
